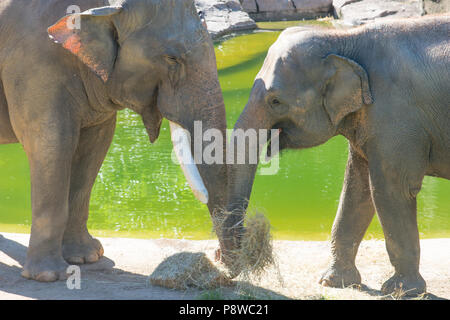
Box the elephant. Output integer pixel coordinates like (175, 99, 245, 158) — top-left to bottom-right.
(223, 15, 449, 295)
(0, 0, 229, 282)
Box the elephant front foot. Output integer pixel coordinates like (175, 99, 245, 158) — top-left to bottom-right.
(319, 264, 361, 288)
(63, 233, 104, 264)
(22, 255, 69, 282)
(381, 273, 426, 297)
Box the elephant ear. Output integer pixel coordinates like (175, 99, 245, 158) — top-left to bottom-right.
(47, 6, 122, 82)
(322, 54, 373, 125)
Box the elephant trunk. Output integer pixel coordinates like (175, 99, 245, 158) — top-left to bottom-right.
(194, 98, 230, 255)
(220, 101, 271, 267)
(197, 100, 228, 215)
(170, 71, 230, 253)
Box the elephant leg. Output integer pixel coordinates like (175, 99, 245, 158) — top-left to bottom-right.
(368, 142, 426, 296)
(63, 115, 116, 264)
(320, 145, 375, 288)
(20, 122, 79, 282)
(0, 82, 17, 144)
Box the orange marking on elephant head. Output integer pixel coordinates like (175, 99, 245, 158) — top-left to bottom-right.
(48, 16, 72, 43)
(62, 34, 82, 55)
(48, 16, 109, 82)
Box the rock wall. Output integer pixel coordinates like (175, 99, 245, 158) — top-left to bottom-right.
(196, 0, 450, 40)
(241, 0, 333, 21)
(333, 0, 449, 26)
(333, 0, 424, 25)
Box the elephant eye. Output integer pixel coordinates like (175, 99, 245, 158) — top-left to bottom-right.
(268, 96, 289, 113)
(165, 55, 179, 65)
(269, 97, 281, 107)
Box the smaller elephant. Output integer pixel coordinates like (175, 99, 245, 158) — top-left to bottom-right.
(224, 15, 450, 296)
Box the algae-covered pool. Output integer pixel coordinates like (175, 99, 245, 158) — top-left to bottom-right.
(0, 24, 449, 240)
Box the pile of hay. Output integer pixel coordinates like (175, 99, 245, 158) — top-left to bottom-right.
(149, 252, 233, 290)
(226, 211, 275, 279)
(149, 211, 277, 291)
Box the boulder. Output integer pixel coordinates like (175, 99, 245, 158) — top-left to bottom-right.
(246, 0, 332, 21)
(332, 0, 363, 16)
(423, 0, 450, 14)
(195, 0, 257, 39)
(292, 0, 333, 15)
(334, 0, 424, 26)
(256, 0, 295, 12)
(248, 0, 296, 21)
(241, 0, 258, 13)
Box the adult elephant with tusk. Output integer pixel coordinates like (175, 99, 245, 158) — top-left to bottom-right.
(223, 16, 449, 295)
(0, 0, 228, 282)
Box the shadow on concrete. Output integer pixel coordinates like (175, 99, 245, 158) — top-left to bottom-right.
(0, 234, 289, 300)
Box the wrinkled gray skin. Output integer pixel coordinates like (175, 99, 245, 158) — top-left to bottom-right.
(224, 16, 449, 295)
(0, 0, 228, 282)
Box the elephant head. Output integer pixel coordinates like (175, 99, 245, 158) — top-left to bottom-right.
(48, 0, 228, 248)
(221, 28, 373, 266)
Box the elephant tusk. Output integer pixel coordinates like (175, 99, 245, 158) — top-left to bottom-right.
(169, 121, 209, 204)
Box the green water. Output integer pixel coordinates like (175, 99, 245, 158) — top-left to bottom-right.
(0, 29, 449, 240)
